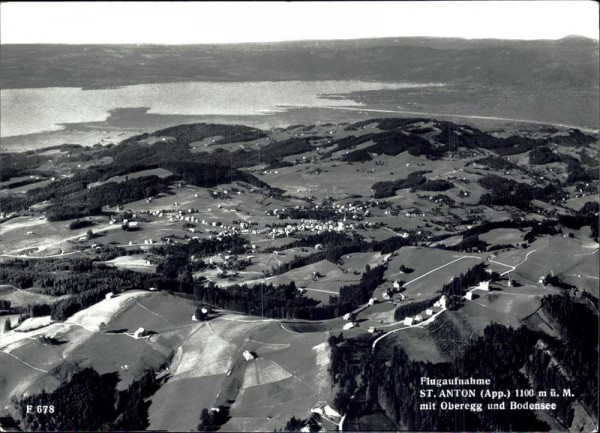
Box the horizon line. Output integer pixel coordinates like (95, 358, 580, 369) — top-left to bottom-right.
(1, 34, 598, 46)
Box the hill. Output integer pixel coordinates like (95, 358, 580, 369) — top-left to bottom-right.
(1, 37, 598, 90)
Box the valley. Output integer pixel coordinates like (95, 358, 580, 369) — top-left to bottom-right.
(1, 116, 598, 431)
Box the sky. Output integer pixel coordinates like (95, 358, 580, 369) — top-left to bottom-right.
(1, 1, 598, 44)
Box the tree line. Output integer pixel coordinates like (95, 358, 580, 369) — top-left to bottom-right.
(15, 367, 159, 431)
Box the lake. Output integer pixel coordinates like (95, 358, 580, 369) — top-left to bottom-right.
(0, 80, 438, 138)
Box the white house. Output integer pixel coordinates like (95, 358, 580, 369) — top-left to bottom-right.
(414, 314, 424, 323)
(310, 407, 324, 415)
(465, 291, 474, 300)
(368, 326, 376, 334)
(342, 322, 356, 330)
(242, 350, 256, 361)
(439, 295, 448, 309)
(105, 292, 114, 300)
(425, 308, 434, 316)
(368, 298, 378, 306)
(323, 405, 341, 419)
(403, 317, 414, 326)
(133, 327, 148, 339)
(192, 314, 198, 321)
(476, 281, 490, 291)
(393, 280, 402, 290)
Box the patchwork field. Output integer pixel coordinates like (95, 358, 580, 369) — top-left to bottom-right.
(0, 288, 336, 431)
(1, 109, 597, 431)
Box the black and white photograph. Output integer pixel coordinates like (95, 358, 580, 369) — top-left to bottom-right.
(0, 1, 598, 432)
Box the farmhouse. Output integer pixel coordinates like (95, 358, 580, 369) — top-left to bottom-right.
(342, 322, 356, 330)
(310, 407, 324, 415)
(343, 312, 356, 321)
(476, 281, 490, 291)
(414, 314, 424, 323)
(434, 295, 448, 309)
(465, 291, 474, 300)
(105, 292, 114, 300)
(133, 327, 149, 339)
(242, 350, 256, 361)
(403, 317, 414, 326)
(368, 298, 378, 306)
(425, 308, 434, 316)
(312, 404, 341, 420)
(368, 326, 376, 333)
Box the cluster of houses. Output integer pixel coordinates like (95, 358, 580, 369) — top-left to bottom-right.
(403, 207, 426, 218)
(465, 280, 491, 300)
(268, 218, 380, 239)
(403, 295, 447, 327)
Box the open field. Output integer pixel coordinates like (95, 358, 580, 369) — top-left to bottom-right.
(458, 283, 561, 332)
(66, 290, 151, 332)
(560, 251, 599, 296)
(104, 254, 157, 272)
(489, 236, 599, 286)
(0, 214, 120, 257)
(146, 318, 333, 431)
(89, 168, 173, 188)
(479, 228, 528, 245)
(0, 286, 72, 308)
(0, 352, 47, 410)
(384, 325, 447, 363)
(105, 293, 196, 335)
(382, 247, 484, 299)
(148, 375, 226, 431)
(267, 260, 361, 304)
